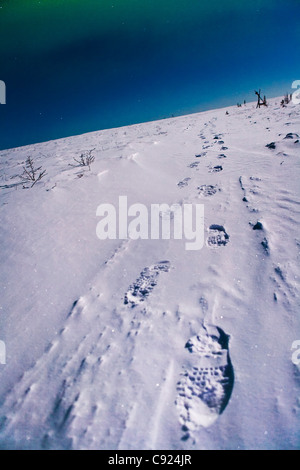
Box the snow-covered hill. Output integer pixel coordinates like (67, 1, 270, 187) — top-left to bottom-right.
(0, 98, 299, 450)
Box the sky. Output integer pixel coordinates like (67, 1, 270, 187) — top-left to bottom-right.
(0, 0, 299, 150)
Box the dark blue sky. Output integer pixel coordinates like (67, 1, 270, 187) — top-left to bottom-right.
(0, 0, 299, 150)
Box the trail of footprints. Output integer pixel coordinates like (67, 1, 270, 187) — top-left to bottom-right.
(123, 261, 234, 437)
(239, 176, 270, 255)
(1, 124, 235, 447)
(122, 259, 234, 439)
(177, 126, 231, 250)
(172, 126, 234, 438)
(184, 129, 228, 177)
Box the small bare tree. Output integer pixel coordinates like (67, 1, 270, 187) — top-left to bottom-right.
(255, 89, 267, 108)
(281, 93, 292, 107)
(19, 157, 47, 188)
(73, 149, 95, 170)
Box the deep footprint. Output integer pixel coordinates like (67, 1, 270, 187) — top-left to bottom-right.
(207, 225, 229, 247)
(176, 326, 234, 437)
(124, 261, 170, 307)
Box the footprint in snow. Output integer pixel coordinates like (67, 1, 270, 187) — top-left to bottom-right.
(207, 225, 229, 247)
(124, 261, 171, 308)
(176, 326, 234, 438)
(272, 264, 297, 306)
(197, 185, 219, 197)
(188, 162, 200, 169)
(239, 176, 262, 210)
(284, 133, 299, 140)
(266, 142, 276, 150)
(177, 177, 191, 188)
(209, 165, 223, 173)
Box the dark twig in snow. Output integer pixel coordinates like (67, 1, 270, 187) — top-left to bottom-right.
(19, 157, 47, 188)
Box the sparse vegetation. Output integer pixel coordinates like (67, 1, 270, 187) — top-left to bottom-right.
(72, 149, 95, 170)
(19, 156, 47, 188)
(281, 93, 293, 107)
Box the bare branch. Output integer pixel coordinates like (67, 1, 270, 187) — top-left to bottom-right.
(19, 157, 47, 188)
(72, 149, 95, 171)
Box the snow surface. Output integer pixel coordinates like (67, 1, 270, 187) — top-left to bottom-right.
(0, 98, 299, 450)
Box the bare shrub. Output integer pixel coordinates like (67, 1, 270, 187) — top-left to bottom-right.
(73, 149, 95, 170)
(19, 157, 47, 188)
